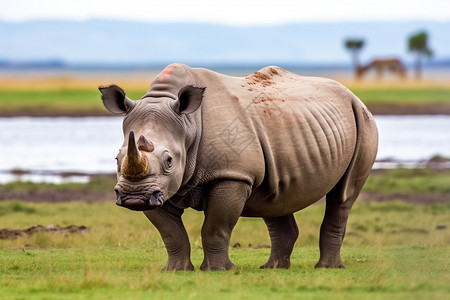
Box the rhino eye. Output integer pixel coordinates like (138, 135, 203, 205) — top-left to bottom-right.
(163, 151, 173, 170)
(166, 156, 173, 167)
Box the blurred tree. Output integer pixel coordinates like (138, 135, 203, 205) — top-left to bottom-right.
(344, 38, 365, 77)
(408, 31, 433, 80)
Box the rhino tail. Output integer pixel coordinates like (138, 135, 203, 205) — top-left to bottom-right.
(328, 97, 379, 203)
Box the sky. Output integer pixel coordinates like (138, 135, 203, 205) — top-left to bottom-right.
(1, 0, 450, 25)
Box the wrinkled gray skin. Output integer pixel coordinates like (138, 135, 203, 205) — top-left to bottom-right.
(99, 63, 378, 271)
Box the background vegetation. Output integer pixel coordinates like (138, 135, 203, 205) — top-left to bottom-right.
(1, 78, 450, 116)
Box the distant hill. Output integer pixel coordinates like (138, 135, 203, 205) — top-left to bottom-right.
(0, 19, 449, 66)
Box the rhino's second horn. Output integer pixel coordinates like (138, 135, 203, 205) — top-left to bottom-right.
(122, 131, 149, 180)
(137, 135, 154, 152)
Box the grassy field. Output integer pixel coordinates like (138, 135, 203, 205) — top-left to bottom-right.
(0, 76, 449, 115)
(352, 87, 450, 105)
(0, 88, 147, 115)
(1, 168, 450, 299)
(0, 201, 449, 299)
(362, 168, 450, 195)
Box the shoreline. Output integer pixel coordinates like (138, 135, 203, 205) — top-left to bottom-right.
(2, 157, 449, 185)
(1, 104, 450, 117)
(1, 189, 447, 205)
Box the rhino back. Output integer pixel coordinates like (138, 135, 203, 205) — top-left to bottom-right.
(192, 66, 358, 217)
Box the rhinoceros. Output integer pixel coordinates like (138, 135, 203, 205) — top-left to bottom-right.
(99, 63, 378, 271)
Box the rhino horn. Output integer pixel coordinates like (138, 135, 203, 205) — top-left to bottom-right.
(137, 135, 154, 152)
(122, 131, 149, 180)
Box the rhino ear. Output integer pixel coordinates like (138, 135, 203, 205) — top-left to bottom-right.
(172, 86, 205, 114)
(99, 85, 136, 115)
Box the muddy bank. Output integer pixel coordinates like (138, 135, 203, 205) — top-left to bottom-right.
(1, 168, 449, 206)
(1, 104, 450, 117)
(360, 193, 449, 204)
(368, 104, 450, 115)
(0, 225, 88, 240)
(0, 189, 115, 203)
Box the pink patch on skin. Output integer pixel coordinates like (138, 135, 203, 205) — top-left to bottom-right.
(159, 66, 174, 82)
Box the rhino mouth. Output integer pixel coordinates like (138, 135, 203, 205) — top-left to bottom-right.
(116, 190, 164, 211)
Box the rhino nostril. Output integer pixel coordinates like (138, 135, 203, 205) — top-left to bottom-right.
(149, 190, 162, 206)
(114, 188, 122, 202)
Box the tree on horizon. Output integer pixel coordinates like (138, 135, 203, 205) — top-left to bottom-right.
(408, 31, 433, 80)
(344, 38, 365, 77)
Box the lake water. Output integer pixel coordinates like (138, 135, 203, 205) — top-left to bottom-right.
(0, 115, 449, 183)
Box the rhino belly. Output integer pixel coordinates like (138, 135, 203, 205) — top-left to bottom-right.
(241, 100, 357, 217)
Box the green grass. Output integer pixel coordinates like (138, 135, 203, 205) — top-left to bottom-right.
(0, 88, 146, 114)
(0, 175, 117, 192)
(1, 245, 448, 300)
(351, 87, 450, 107)
(1, 86, 450, 115)
(362, 169, 450, 194)
(1, 200, 449, 299)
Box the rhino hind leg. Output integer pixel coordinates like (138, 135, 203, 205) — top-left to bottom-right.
(260, 214, 299, 269)
(315, 194, 357, 269)
(315, 161, 368, 269)
(315, 160, 372, 269)
(316, 161, 372, 269)
(315, 100, 378, 269)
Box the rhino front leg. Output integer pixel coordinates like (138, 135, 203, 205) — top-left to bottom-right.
(261, 214, 299, 269)
(143, 202, 194, 271)
(200, 181, 250, 271)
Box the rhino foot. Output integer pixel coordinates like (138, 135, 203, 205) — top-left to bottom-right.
(260, 259, 290, 269)
(200, 260, 235, 271)
(314, 258, 346, 269)
(162, 261, 195, 271)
